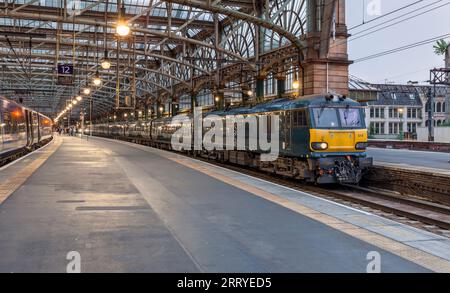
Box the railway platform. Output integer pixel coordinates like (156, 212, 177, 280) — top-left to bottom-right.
(0, 136, 449, 273)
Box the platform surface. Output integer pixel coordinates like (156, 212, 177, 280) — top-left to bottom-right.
(367, 147, 450, 174)
(0, 136, 449, 273)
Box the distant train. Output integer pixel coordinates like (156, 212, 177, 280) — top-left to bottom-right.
(92, 94, 373, 184)
(0, 96, 53, 163)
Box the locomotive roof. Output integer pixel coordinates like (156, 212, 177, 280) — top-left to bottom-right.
(206, 95, 361, 116)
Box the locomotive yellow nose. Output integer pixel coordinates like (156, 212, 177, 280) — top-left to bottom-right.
(310, 129, 368, 152)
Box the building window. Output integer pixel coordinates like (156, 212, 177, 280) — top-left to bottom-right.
(389, 107, 401, 118)
(389, 122, 402, 134)
(443, 102, 446, 113)
(437, 102, 442, 113)
(407, 108, 420, 119)
(370, 122, 385, 135)
(370, 107, 385, 118)
(391, 93, 397, 100)
(407, 123, 418, 134)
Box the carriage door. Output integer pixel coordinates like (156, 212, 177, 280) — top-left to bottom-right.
(280, 111, 292, 151)
(25, 110, 31, 146)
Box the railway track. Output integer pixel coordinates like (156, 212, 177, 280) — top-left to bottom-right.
(203, 160, 450, 232)
(105, 135, 450, 236)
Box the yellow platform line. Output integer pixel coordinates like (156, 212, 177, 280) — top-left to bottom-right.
(0, 137, 62, 205)
(169, 156, 450, 273)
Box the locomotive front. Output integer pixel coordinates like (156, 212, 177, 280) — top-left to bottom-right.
(307, 96, 373, 184)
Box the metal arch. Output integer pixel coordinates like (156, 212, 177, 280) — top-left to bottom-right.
(166, 0, 304, 51)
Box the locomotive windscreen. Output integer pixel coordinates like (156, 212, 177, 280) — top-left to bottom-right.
(312, 108, 339, 128)
(339, 108, 362, 128)
(312, 107, 363, 128)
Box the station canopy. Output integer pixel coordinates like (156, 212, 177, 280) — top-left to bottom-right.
(0, 0, 307, 118)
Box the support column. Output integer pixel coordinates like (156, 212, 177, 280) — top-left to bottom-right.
(156, 103, 162, 118)
(144, 104, 148, 121)
(172, 103, 179, 116)
(276, 74, 286, 98)
(256, 76, 265, 102)
(215, 92, 224, 110)
(303, 0, 350, 96)
(190, 91, 197, 113)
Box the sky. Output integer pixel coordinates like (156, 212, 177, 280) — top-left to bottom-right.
(345, 0, 450, 84)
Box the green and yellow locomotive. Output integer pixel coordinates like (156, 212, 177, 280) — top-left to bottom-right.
(93, 94, 373, 184)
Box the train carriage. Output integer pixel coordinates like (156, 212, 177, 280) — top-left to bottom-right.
(0, 96, 53, 161)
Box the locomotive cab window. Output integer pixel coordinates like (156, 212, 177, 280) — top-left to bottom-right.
(339, 108, 362, 128)
(292, 109, 308, 127)
(312, 108, 339, 128)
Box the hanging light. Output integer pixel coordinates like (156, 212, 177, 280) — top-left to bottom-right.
(116, 21, 130, 37)
(72, 100, 78, 105)
(159, 106, 164, 112)
(247, 90, 253, 97)
(93, 70, 102, 86)
(76, 95, 82, 101)
(101, 50, 111, 70)
(83, 87, 91, 95)
(68, 104, 73, 109)
(116, 3, 130, 37)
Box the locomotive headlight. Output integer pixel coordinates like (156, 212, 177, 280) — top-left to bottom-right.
(355, 142, 368, 150)
(312, 142, 328, 150)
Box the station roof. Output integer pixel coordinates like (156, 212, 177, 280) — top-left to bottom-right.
(0, 0, 308, 120)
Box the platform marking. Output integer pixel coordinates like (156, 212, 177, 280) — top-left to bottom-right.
(168, 156, 450, 273)
(0, 137, 62, 205)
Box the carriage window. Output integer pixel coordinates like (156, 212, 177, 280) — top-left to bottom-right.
(312, 108, 339, 128)
(339, 108, 362, 128)
(293, 110, 307, 127)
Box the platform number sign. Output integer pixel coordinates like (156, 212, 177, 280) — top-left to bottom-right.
(58, 64, 74, 75)
(57, 64, 74, 85)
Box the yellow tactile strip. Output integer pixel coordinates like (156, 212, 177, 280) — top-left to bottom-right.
(169, 156, 450, 273)
(0, 137, 62, 205)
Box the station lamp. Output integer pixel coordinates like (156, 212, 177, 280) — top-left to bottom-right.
(68, 104, 73, 109)
(214, 96, 220, 102)
(93, 70, 102, 86)
(159, 106, 164, 113)
(292, 71, 300, 90)
(76, 95, 83, 102)
(72, 100, 78, 105)
(247, 90, 253, 97)
(116, 3, 130, 37)
(83, 87, 91, 95)
(101, 50, 111, 70)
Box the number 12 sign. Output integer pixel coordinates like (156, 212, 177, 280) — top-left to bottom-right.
(58, 64, 74, 75)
